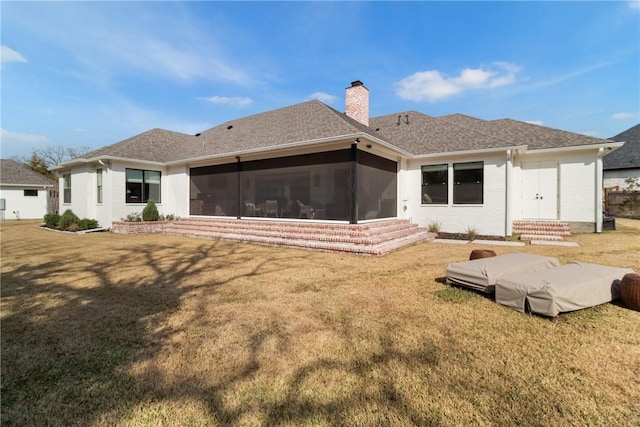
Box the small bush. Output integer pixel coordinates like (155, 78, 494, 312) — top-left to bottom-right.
(44, 213, 60, 228)
(142, 200, 159, 221)
(163, 213, 178, 221)
(427, 220, 442, 233)
(125, 212, 142, 222)
(59, 209, 80, 230)
(77, 218, 99, 230)
(465, 226, 478, 241)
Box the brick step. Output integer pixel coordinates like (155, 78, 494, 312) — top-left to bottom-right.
(164, 229, 435, 255)
(512, 221, 571, 236)
(167, 218, 417, 240)
(519, 234, 565, 242)
(165, 220, 422, 246)
(162, 218, 435, 255)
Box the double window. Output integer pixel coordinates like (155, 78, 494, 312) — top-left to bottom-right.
(126, 169, 161, 203)
(421, 161, 483, 205)
(63, 174, 71, 204)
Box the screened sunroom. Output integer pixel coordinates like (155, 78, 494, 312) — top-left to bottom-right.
(189, 148, 397, 223)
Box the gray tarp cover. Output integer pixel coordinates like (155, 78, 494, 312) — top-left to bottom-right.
(495, 262, 635, 317)
(445, 253, 560, 293)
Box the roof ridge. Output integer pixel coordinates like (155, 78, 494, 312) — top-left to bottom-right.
(200, 99, 324, 134)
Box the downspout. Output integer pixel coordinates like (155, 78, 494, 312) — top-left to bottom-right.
(595, 148, 603, 233)
(505, 150, 513, 236)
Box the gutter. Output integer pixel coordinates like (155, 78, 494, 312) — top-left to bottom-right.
(525, 141, 623, 156)
(1, 183, 55, 188)
(51, 155, 166, 171)
(410, 145, 528, 160)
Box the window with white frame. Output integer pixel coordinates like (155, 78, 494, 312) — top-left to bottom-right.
(126, 169, 161, 203)
(63, 174, 71, 204)
(96, 168, 103, 203)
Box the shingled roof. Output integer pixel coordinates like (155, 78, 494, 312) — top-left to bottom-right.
(604, 123, 640, 170)
(78, 101, 379, 164)
(80, 128, 197, 163)
(439, 114, 609, 150)
(370, 112, 513, 154)
(72, 100, 616, 166)
(0, 159, 56, 186)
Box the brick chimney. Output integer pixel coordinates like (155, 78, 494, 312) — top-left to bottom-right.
(345, 80, 369, 127)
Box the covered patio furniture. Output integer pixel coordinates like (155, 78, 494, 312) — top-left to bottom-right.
(495, 262, 635, 317)
(446, 253, 560, 293)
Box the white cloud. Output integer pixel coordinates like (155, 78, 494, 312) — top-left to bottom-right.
(1, 129, 49, 144)
(201, 96, 253, 106)
(525, 120, 544, 126)
(629, 1, 640, 11)
(308, 91, 337, 104)
(395, 62, 521, 102)
(1, 45, 27, 64)
(611, 112, 635, 120)
(7, 3, 253, 85)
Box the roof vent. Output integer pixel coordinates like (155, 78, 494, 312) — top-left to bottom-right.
(195, 133, 201, 137)
(227, 125, 233, 130)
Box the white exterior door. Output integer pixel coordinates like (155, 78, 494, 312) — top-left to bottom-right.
(521, 161, 557, 219)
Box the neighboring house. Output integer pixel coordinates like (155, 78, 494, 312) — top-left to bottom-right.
(0, 159, 57, 220)
(53, 81, 622, 236)
(603, 123, 640, 189)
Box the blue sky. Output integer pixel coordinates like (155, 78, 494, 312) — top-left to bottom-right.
(2, 1, 639, 160)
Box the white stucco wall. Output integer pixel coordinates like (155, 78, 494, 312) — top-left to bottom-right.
(166, 164, 190, 218)
(60, 165, 91, 218)
(558, 154, 597, 222)
(511, 149, 602, 229)
(60, 160, 177, 227)
(403, 154, 508, 237)
(0, 186, 50, 220)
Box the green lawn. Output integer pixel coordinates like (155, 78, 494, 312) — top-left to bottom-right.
(1, 219, 639, 426)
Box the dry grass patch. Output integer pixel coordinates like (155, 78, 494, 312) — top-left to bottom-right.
(1, 219, 639, 426)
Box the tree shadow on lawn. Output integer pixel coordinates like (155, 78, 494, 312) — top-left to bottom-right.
(2, 236, 447, 426)
(1, 239, 308, 426)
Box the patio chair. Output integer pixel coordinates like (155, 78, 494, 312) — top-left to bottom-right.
(264, 200, 279, 217)
(297, 200, 315, 219)
(244, 202, 259, 217)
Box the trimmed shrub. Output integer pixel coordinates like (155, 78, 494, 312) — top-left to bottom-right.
(77, 218, 99, 230)
(44, 213, 60, 228)
(59, 209, 80, 230)
(142, 200, 159, 221)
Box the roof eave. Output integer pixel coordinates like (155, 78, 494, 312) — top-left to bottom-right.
(526, 141, 624, 156)
(166, 132, 413, 166)
(0, 183, 55, 188)
(51, 156, 167, 170)
(410, 145, 528, 160)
